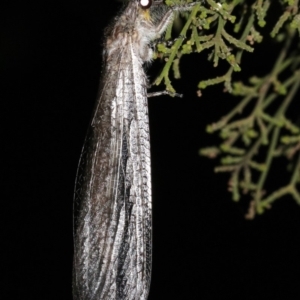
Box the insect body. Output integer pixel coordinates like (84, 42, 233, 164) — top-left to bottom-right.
(73, 1, 195, 299)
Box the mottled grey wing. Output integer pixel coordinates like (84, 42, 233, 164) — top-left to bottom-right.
(73, 46, 152, 300)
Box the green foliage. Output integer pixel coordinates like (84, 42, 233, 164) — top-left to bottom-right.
(155, 0, 300, 219)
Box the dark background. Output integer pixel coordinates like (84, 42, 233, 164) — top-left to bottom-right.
(1, 1, 300, 299)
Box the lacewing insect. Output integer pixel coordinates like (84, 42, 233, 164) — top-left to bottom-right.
(73, 1, 197, 299)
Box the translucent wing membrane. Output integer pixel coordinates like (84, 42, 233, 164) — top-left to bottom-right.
(73, 39, 152, 300)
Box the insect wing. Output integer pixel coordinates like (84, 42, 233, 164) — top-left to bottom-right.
(73, 43, 152, 300)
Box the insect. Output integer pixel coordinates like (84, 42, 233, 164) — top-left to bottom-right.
(73, 1, 197, 299)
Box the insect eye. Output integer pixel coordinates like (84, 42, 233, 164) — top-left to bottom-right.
(139, 0, 152, 9)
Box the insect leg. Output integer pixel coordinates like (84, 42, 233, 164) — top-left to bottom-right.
(147, 90, 183, 98)
(153, 2, 199, 37)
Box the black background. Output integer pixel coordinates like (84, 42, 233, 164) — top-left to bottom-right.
(1, 1, 300, 299)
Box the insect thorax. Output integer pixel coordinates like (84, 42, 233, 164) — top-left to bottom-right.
(104, 0, 169, 62)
